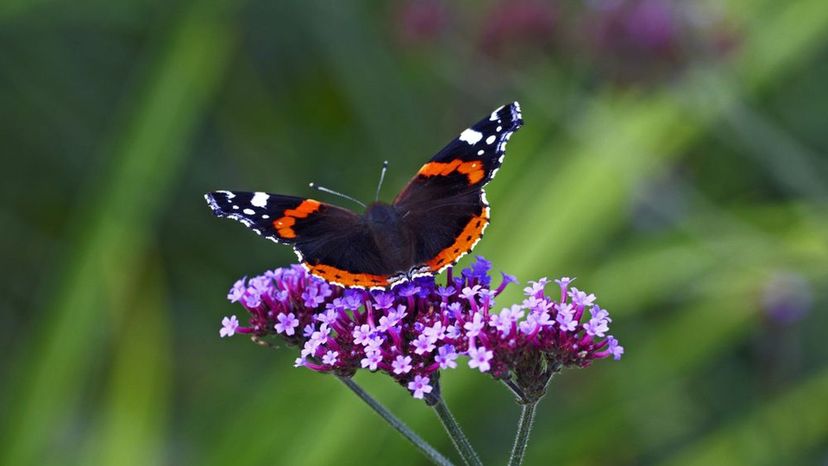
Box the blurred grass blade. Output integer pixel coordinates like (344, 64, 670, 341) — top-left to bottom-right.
(718, 98, 828, 200)
(303, 0, 427, 166)
(81, 263, 172, 466)
(662, 367, 828, 466)
(0, 4, 235, 465)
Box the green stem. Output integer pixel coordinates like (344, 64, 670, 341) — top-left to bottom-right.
(431, 396, 483, 466)
(508, 401, 538, 466)
(501, 379, 528, 403)
(337, 376, 453, 466)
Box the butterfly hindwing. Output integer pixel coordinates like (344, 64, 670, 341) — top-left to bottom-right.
(205, 191, 391, 288)
(394, 102, 523, 274)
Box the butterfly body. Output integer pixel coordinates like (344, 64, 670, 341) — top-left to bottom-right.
(206, 102, 523, 290)
(363, 202, 417, 274)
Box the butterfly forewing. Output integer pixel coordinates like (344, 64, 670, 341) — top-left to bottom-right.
(205, 191, 391, 288)
(394, 102, 523, 274)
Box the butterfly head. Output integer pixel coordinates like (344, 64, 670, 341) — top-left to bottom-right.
(365, 202, 399, 225)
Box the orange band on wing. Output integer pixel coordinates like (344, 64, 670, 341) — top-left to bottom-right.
(418, 159, 486, 185)
(284, 200, 321, 218)
(426, 211, 489, 271)
(272, 199, 321, 239)
(304, 263, 389, 288)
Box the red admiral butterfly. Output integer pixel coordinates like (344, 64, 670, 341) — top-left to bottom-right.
(205, 102, 523, 290)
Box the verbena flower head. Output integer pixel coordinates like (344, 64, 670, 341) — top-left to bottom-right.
(219, 256, 622, 401)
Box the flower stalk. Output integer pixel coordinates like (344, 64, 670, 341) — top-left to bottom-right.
(337, 376, 453, 466)
(428, 392, 482, 466)
(501, 378, 528, 404)
(508, 401, 538, 466)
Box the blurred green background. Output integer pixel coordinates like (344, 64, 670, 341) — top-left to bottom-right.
(2, 0, 827, 465)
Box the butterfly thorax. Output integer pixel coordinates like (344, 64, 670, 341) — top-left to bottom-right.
(365, 202, 416, 273)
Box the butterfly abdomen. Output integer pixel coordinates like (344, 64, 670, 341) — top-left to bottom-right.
(365, 203, 417, 273)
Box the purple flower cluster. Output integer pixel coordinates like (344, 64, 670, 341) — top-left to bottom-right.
(219, 258, 622, 400)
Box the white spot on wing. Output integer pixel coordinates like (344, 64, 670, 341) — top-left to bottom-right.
(485, 135, 496, 145)
(204, 193, 221, 213)
(490, 105, 504, 121)
(251, 192, 269, 207)
(243, 208, 255, 215)
(459, 128, 483, 145)
(217, 190, 235, 199)
(477, 150, 484, 155)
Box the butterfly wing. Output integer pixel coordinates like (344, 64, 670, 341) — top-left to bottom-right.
(205, 191, 391, 289)
(393, 102, 523, 274)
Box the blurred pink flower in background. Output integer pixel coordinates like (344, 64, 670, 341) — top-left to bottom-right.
(395, 0, 449, 45)
(583, 0, 682, 83)
(480, 0, 559, 57)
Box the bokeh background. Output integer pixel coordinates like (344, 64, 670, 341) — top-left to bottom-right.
(2, 0, 828, 465)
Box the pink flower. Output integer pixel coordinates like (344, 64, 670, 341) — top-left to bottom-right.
(435, 345, 458, 369)
(467, 346, 494, 373)
(361, 350, 382, 371)
(275, 312, 299, 336)
(392, 355, 413, 375)
(412, 334, 436, 355)
(464, 313, 485, 337)
(219, 315, 239, 338)
(408, 375, 434, 399)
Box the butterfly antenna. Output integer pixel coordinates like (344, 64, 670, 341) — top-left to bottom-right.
(375, 160, 389, 201)
(309, 183, 367, 208)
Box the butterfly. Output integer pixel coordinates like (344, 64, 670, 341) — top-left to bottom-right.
(205, 102, 523, 290)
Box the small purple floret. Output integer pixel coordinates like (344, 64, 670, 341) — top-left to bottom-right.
(408, 375, 434, 399)
(467, 346, 493, 373)
(435, 345, 458, 369)
(361, 350, 382, 370)
(227, 279, 246, 303)
(464, 312, 485, 337)
(608, 336, 624, 360)
(392, 355, 413, 374)
(219, 315, 239, 338)
(275, 312, 299, 336)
